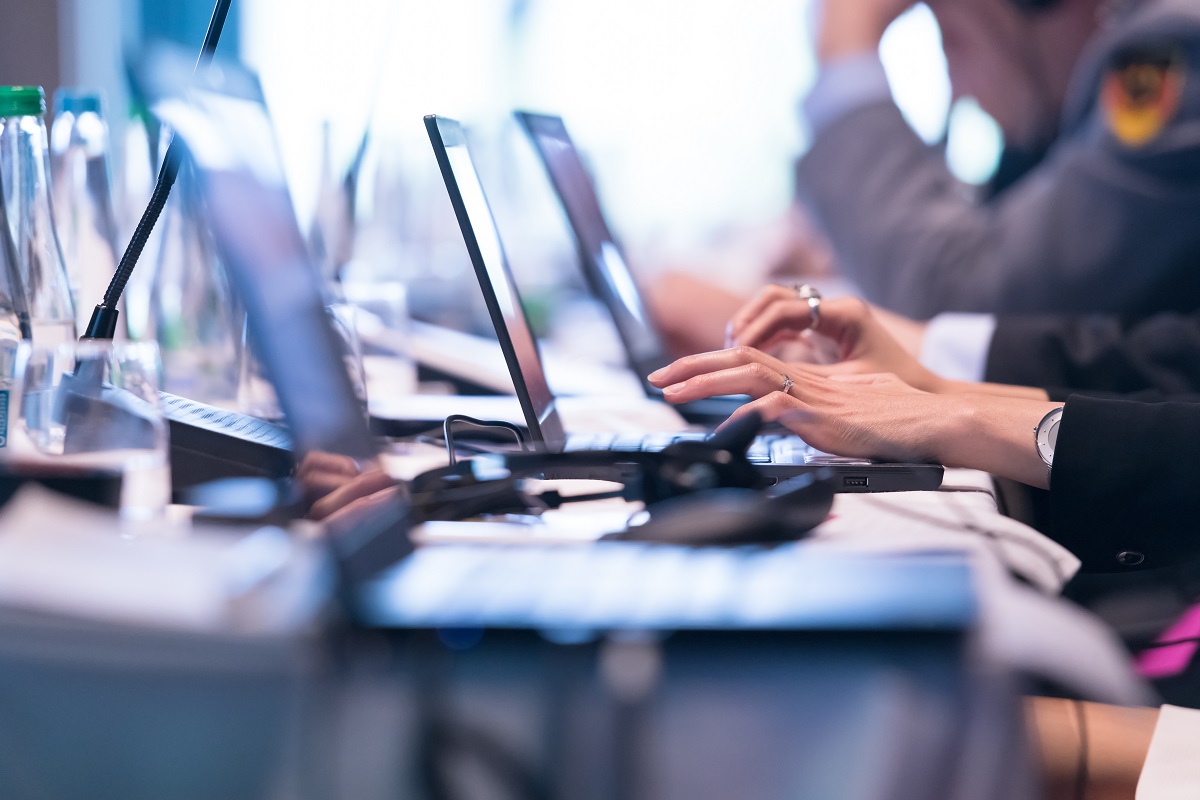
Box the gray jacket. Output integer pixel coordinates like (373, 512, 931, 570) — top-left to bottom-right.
(797, 0, 1200, 318)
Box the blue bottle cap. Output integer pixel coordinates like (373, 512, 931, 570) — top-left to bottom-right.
(53, 89, 104, 116)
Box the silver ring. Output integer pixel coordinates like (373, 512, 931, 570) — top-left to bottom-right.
(781, 374, 794, 394)
(793, 283, 822, 302)
(793, 284, 822, 331)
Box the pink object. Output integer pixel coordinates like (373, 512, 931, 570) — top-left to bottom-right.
(1137, 603, 1200, 679)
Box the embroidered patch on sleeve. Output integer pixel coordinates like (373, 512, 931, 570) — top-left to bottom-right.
(1101, 45, 1185, 147)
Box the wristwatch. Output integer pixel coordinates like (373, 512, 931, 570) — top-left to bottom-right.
(1034, 407, 1065, 482)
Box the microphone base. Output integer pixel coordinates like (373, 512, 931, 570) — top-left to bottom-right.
(80, 305, 120, 340)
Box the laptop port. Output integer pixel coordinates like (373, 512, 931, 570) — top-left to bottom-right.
(843, 476, 869, 488)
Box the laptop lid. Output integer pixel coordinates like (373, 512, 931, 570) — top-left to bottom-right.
(424, 115, 567, 452)
(140, 53, 377, 464)
(515, 112, 670, 388)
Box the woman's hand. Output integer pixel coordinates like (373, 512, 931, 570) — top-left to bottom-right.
(727, 290, 947, 393)
(651, 349, 949, 463)
(648, 348, 1061, 488)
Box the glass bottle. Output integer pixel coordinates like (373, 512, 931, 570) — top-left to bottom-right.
(147, 162, 241, 404)
(0, 86, 77, 346)
(49, 89, 123, 338)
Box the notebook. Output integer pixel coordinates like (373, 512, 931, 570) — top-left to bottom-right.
(425, 114, 943, 492)
(515, 110, 746, 423)
(140, 49, 412, 577)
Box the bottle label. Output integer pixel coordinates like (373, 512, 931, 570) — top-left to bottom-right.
(0, 389, 7, 447)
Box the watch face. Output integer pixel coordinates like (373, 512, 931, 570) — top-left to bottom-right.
(1036, 408, 1064, 466)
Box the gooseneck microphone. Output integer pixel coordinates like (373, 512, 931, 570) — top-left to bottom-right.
(80, 0, 234, 340)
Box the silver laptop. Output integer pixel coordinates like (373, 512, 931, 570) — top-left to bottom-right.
(515, 110, 748, 423)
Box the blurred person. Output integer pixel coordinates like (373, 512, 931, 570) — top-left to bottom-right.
(648, 0, 1200, 357)
(800, 0, 1200, 318)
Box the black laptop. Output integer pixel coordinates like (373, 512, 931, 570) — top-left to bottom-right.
(425, 114, 943, 492)
(515, 111, 747, 423)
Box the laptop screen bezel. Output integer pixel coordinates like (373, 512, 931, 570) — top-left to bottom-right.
(424, 115, 567, 452)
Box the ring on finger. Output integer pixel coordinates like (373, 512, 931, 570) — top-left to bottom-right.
(781, 373, 794, 395)
(793, 283, 822, 331)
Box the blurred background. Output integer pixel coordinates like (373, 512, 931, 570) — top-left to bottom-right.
(0, 0, 1002, 337)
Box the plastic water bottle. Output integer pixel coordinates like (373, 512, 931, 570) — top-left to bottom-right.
(0, 86, 77, 347)
(49, 89, 122, 338)
(0, 189, 30, 453)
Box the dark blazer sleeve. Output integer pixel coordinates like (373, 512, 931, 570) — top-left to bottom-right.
(984, 311, 1200, 397)
(1050, 394, 1200, 571)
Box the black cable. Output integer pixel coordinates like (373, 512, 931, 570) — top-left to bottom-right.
(1137, 634, 1200, 650)
(81, 0, 234, 340)
(1072, 700, 1089, 800)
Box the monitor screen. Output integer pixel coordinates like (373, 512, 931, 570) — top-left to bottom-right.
(517, 112, 668, 380)
(425, 115, 566, 452)
(145, 55, 377, 463)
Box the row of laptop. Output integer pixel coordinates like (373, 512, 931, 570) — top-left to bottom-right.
(143, 48, 943, 496)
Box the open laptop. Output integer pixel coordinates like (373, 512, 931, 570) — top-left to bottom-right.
(139, 50, 411, 577)
(425, 114, 943, 492)
(514, 111, 744, 422)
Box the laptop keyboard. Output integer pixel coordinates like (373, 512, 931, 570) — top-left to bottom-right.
(159, 391, 294, 451)
(565, 432, 825, 465)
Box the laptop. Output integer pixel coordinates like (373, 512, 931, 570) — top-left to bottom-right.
(514, 110, 745, 423)
(425, 114, 943, 492)
(139, 49, 411, 577)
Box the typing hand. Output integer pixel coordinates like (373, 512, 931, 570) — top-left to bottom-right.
(727, 292, 943, 393)
(650, 351, 1059, 487)
(307, 468, 400, 522)
(649, 351, 943, 463)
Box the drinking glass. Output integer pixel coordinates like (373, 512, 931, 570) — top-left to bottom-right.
(19, 340, 169, 518)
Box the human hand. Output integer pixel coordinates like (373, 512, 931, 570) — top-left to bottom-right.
(294, 451, 370, 508)
(814, 0, 916, 61)
(307, 468, 400, 521)
(649, 351, 946, 463)
(649, 350, 1060, 487)
(727, 290, 943, 393)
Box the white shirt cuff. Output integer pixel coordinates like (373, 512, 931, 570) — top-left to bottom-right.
(1137, 705, 1200, 799)
(803, 53, 892, 137)
(919, 314, 997, 383)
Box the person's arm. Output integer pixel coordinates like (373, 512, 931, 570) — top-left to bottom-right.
(801, 94, 1200, 317)
(648, 349, 1060, 487)
(986, 312, 1200, 398)
(1049, 393, 1200, 571)
(1025, 697, 1157, 800)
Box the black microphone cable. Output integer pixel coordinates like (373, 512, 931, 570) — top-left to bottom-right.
(80, 0, 234, 340)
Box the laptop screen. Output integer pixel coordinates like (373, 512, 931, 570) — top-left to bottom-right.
(515, 112, 669, 384)
(142, 54, 377, 463)
(424, 115, 567, 452)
